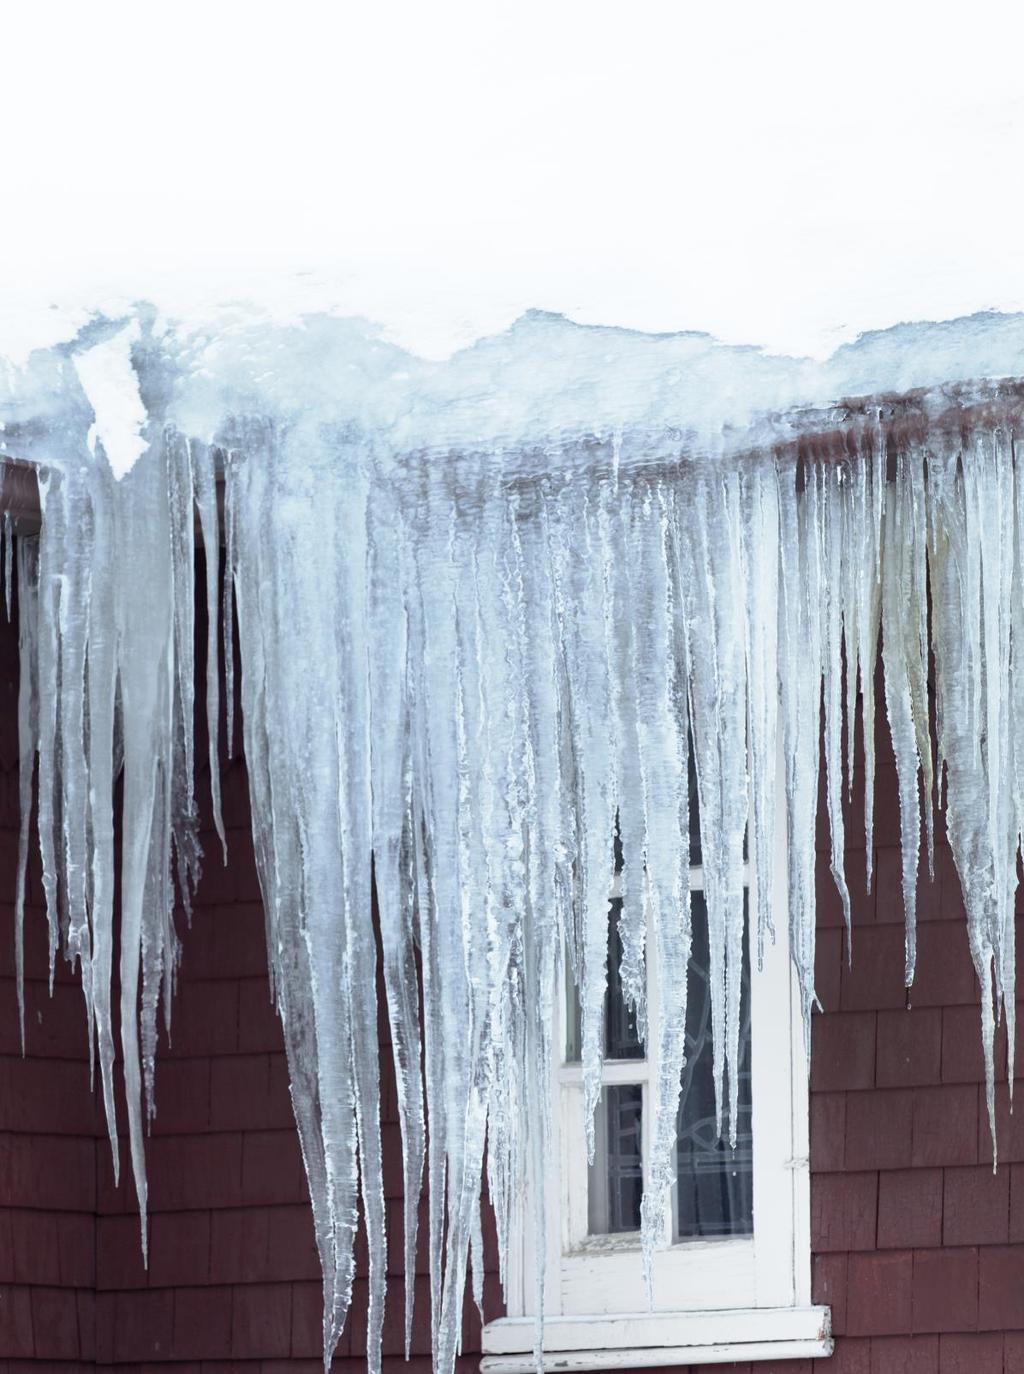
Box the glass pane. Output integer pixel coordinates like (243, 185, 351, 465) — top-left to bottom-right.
(687, 748, 747, 864)
(675, 891, 753, 1240)
(565, 898, 644, 1062)
(687, 745, 701, 866)
(588, 1083, 644, 1235)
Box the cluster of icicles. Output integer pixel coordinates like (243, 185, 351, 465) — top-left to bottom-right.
(2, 401, 1020, 1372)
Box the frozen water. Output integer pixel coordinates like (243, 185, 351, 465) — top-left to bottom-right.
(2, 307, 1024, 1368)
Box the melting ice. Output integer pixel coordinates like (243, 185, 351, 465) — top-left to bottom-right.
(2, 307, 1024, 1371)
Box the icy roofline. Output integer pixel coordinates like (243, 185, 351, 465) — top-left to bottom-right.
(0, 306, 1023, 479)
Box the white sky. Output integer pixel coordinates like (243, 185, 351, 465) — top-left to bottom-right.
(2, 0, 1023, 360)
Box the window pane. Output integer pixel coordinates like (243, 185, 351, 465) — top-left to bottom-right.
(565, 898, 644, 1062)
(688, 745, 701, 866)
(588, 1083, 644, 1235)
(675, 891, 753, 1240)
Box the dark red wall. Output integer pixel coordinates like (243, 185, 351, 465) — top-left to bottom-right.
(2, 597, 1024, 1371)
(798, 732, 1024, 1374)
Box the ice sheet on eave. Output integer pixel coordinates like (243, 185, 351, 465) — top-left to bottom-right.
(166, 307, 1024, 456)
(4, 306, 1024, 472)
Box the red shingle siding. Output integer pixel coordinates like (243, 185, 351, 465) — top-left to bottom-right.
(809, 812, 1024, 1372)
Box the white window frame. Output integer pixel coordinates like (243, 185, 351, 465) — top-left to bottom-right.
(482, 748, 831, 1370)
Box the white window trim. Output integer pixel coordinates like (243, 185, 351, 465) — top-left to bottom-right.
(482, 746, 831, 1371)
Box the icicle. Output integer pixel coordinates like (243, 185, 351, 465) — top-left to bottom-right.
(681, 467, 748, 1145)
(926, 438, 1016, 1158)
(14, 538, 39, 1055)
(881, 454, 926, 986)
(633, 477, 691, 1273)
(777, 457, 823, 1040)
(408, 464, 492, 1374)
(516, 479, 573, 1356)
(549, 478, 618, 1157)
(167, 429, 198, 865)
(820, 464, 852, 942)
(852, 430, 884, 892)
(116, 443, 181, 1254)
(841, 467, 859, 810)
(83, 458, 120, 1171)
(191, 439, 226, 860)
(222, 448, 237, 760)
(228, 429, 340, 1353)
(615, 482, 650, 1051)
(739, 461, 779, 969)
(368, 477, 425, 1360)
(3, 509, 12, 620)
(33, 467, 66, 992)
(1009, 433, 1024, 1093)
(971, 431, 1016, 1082)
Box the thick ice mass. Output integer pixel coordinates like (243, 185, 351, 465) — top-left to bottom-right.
(3, 307, 1024, 1370)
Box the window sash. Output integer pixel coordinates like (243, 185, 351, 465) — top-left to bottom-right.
(558, 864, 749, 1253)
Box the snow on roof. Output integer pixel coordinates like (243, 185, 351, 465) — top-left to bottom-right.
(2, 307, 1024, 479)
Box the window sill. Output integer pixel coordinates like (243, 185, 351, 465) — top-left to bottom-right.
(480, 1304, 832, 1371)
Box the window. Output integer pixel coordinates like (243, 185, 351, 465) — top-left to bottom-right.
(481, 748, 832, 1370)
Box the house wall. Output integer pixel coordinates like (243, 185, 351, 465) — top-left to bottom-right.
(796, 731, 1024, 1374)
(1, 599, 1024, 1371)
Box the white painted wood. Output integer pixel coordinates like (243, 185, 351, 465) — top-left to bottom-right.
(560, 1237, 756, 1315)
(748, 737, 809, 1309)
(482, 1338, 832, 1372)
(484, 1304, 831, 1353)
(481, 1336, 832, 1372)
(488, 736, 821, 1367)
(482, 1304, 833, 1368)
